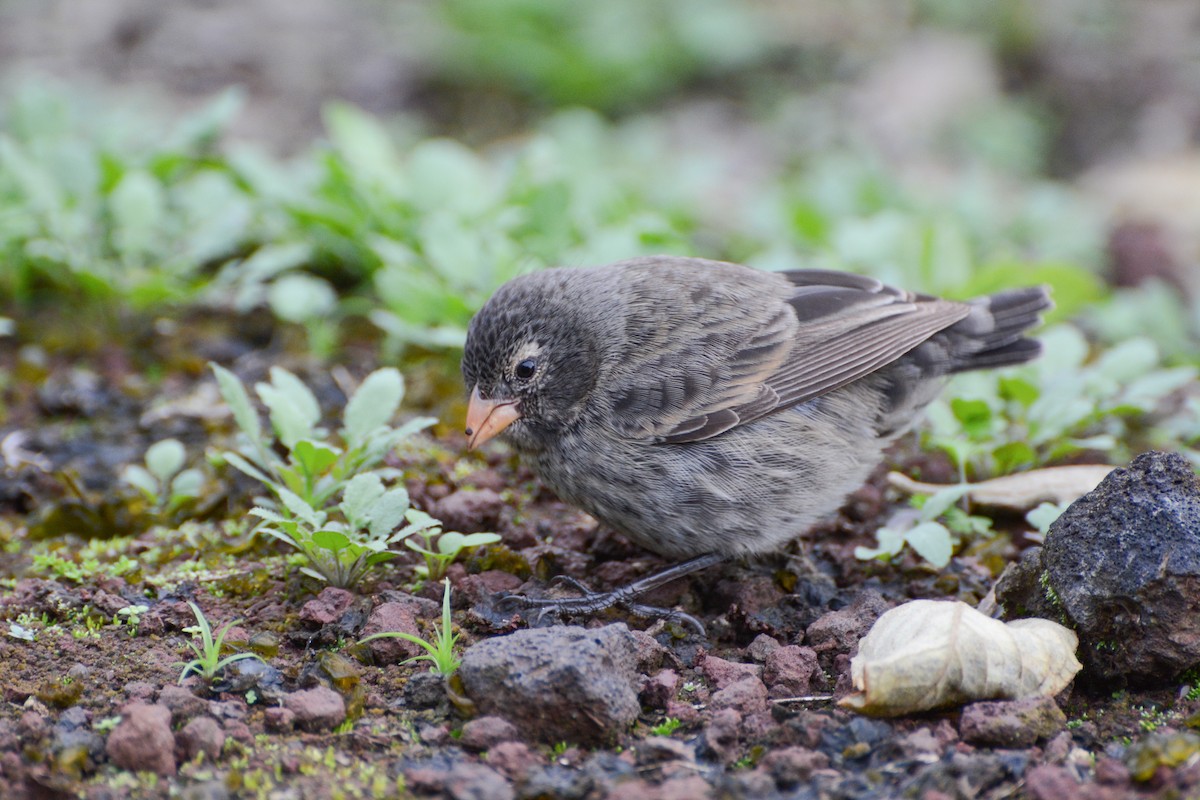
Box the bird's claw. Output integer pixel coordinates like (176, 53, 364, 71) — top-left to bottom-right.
(492, 580, 706, 635)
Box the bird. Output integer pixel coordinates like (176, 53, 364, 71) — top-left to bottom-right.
(461, 256, 1051, 629)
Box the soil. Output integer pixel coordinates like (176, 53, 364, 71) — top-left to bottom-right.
(1, 315, 1198, 800)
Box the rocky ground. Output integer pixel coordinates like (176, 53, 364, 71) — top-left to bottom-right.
(2, 319, 1200, 800)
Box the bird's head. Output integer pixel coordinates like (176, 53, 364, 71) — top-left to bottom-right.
(461, 273, 602, 452)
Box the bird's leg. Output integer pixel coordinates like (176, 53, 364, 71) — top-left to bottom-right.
(494, 552, 725, 633)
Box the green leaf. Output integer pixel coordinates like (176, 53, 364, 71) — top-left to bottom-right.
(366, 488, 412, 539)
(211, 363, 261, 442)
(145, 439, 186, 482)
(256, 384, 314, 449)
(919, 485, 972, 521)
(323, 102, 404, 189)
(950, 398, 993, 439)
(1120, 367, 1197, 411)
(268, 273, 337, 324)
(292, 439, 339, 477)
(170, 468, 204, 499)
(998, 376, 1039, 407)
(855, 527, 906, 561)
(904, 521, 954, 568)
(312, 529, 352, 552)
(1094, 338, 1157, 383)
(342, 473, 385, 520)
(1026, 502, 1067, 535)
(110, 170, 165, 261)
(266, 367, 321, 434)
(992, 441, 1036, 474)
(277, 487, 321, 528)
(436, 531, 465, 556)
(121, 464, 158, 498)
(220, 451, 273, 485)
(344, 368, 404, 443)
(459, 532, 501, 548)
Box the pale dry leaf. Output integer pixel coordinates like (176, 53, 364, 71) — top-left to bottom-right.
(887, 465, 1114, 510)
(840, 600, 1081, 717)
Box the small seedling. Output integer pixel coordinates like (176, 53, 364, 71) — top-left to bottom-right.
(121, 438, 204, 515)
(114, 604, 150, 636)
(211, 364, 434, 511)
(358, 578, 461, 675)
(252, 475, 441, 589)
(855, 483, 971, 568)
(650, 717, 682, 736)
(403, 520, 501, 581)
(176, 601, 264, 684)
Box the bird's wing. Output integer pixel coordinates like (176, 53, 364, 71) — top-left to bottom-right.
(607, 269, 971, 444)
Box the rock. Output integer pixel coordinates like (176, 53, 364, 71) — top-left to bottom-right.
(283, 687, 346, 732)
(360, 594, 437, 664)
(764, 645, 818, 697)
(405, 760, 514, 800)
(760, 746, 830, 789)
(123, 682, 157, 703)
(634, 736, 695, 766)
(404, 671, 447, 709)
(460, 716, 519, 751)
(1095, 756, 1131, 786)
(639, 669, 678, 711)
(105, 703, 176, 776)
(628, 629, 674, 674)
(709, 677, 769, 716)
(806, 591, 890, 667)
(263, 707, 296, 733)
(486, 741, 544, 782)
(158, 685, 209, 726)
(176, 717, 225, 762)
(299, 587, 356, 626)
(222, 720, 253, 745)
(660, 775, 713, 800)
(959, 696, 1067, 747)
(747, 634, 781, 663)
(458, 624, 640, 746)
(699, 653, 761, 689)
(699, 708, 741, 764)
(51, 707, 103, 768)
(435, 488, 505, 533)
(1024, 764, 1084, 800)
(999, 452, 1200, 687)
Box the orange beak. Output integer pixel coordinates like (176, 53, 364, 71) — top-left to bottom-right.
(465, 385, 522, 450)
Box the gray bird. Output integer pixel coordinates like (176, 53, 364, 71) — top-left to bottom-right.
(461, 256, 1051, 627)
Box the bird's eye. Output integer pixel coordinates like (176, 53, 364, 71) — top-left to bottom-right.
(515, 358, 538, 380)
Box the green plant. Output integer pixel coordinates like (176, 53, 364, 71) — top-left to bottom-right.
(176, 601, 264, 684)
(923, 325, 1198, 478)
(421, 0, 769, 113)
(121, 439, 204, 515)
(251, 473, 439, 589)
(855, 483, 971, 568)
(358, 578, 461, 675)
(31, 551, 138, 583)
(0, 82, 259, 308)
(114, 604, 150, 635)
(403, 520, 501, 581)
(212, 363, 434, 511)
(649, 717, 682, 736)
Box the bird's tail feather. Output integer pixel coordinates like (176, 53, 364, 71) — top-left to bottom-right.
(946, 286, 1053, 373)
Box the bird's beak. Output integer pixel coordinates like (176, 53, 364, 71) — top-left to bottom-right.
(465, 385, 522, 450)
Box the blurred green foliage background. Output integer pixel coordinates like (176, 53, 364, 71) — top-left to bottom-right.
(0, 0, 1197, 462)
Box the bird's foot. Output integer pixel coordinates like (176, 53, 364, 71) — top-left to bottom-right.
(495, 580, 706, 634)
(492, 553, 726, 635)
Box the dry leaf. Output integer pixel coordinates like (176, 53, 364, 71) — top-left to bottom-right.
(887, 465, 1114, 510)
(840, 600, 1081, 717)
